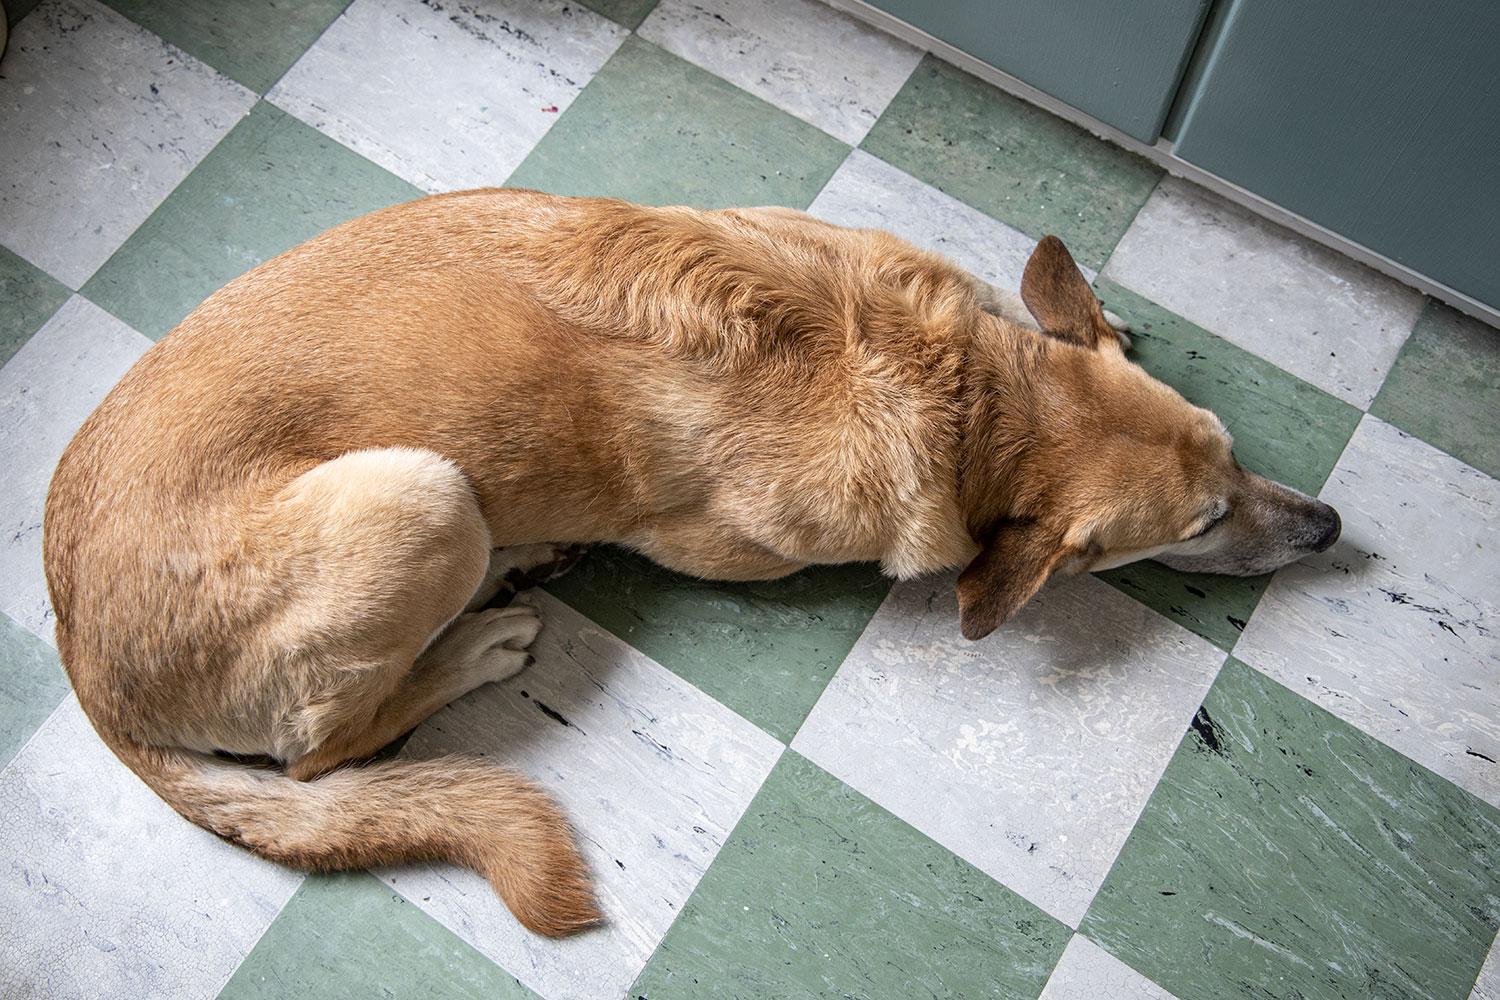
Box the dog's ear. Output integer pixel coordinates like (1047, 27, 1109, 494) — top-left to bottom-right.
(956, 518, 1071, 640)
(1020, 236, 1118, 351)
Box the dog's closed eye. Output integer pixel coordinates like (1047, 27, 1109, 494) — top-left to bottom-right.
(1188, 504, 1230, 539)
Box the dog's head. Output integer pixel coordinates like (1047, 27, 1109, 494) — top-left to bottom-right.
(956, 236, 1340, 640)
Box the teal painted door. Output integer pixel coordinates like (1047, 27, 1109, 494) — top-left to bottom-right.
(1173, 0, 1500, 310)
(863, 0, 1212, 142)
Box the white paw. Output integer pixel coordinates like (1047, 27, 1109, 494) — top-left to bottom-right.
(477, 604, 544, 651)
(1101, 308, 1133, 350)
(440, 607, 542, 684)
(442, 606, 543, 656)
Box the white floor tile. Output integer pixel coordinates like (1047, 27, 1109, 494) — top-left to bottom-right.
(268, 0, 626, 193)
(1473, 932, 1500, 1000)
(1040, 935, 1180, 1000)
(792, 571, 1225, 927)
(1102, 176, 1422, 407)
(638, 0, 920, 145)
(1237, 415, 1500, 806)
(809, 149, 1069, 290)
(0, 297, 150, 643)
(0, 697, 302, 1000)
(0, 0, 254, 287)
(379, 591, 782, 1000)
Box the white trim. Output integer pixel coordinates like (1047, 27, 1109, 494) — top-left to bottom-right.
(820, 0, 1500, 329)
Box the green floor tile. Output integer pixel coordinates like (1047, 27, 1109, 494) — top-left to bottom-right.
(103, 0, 350, 94)
(861, 55, 1161, 271)
(82, 101, 421, 340)
(577, 0, 657, 30)
(1090, 279, 1362, 650)
(6, 0, 42, 26)
(544, 546, 889, 744)
(0, 613, 69, 769)
(1095, 563, 1268, 654)
(506, 36, 849, 210)
(217, 872, 537, 1000)
(632, 751, 1071, 1000)
(0, 244, 70, 367)
(1082, 659, 1500, 1000)
(1372, 299, 1500, 480)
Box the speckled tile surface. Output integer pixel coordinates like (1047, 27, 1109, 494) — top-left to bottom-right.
(83, 101, 421, 339)
(101, 0, 352, 93)
(1237, 415, 1500, 807)
(0, 614, 67, 768)
(1474, 939, 1500, 1000)
(576, 0, 657, 31)
(0, 246, 69, 368)
(631, 751, 1070, 1000)
(1082, 659, 1500, 1000)
(793, 572, 1226, 926)
(506, 36, 849, 209)
(7, 0, 45, 24)
(379, 592, 782, 1000)
(1038, 935, 1180, 1000)
(269, 0, 625, 193)
(809, 148, 1064, 290)
(1373, 299, 1500, 481)
(0, 698, 302, 1000)
(638, 0, 920, 144)
(545, 546, 890, 743)
(218, 872, 539, 1000)
(1103, 176, 1424, 409)
(862, 54, 1162, 271)
(0, 297, 150, 639)
(2, 2, 1498, 997)
(0, 0, 255, 288)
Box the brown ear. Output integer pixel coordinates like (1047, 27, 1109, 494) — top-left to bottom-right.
(1020, 236, 1117, 350)
(956, 518, 1071, 640)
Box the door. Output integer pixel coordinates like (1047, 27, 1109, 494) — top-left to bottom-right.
(863, 0, 1213, 142)
(1172, 0, 1500, 309)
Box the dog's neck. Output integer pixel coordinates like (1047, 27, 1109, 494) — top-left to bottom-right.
(956, 316, 1073, 540)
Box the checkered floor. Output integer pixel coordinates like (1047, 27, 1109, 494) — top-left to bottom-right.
(1, 0, 1497, 997)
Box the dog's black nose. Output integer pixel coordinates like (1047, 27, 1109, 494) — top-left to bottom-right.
(1310, 505, 1341, 552)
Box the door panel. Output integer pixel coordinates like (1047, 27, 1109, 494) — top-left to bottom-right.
(864, 0, 1212, 143)
(1173, 0, 1500, 309)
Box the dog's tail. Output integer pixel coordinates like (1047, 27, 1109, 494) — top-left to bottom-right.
(104, 733, 600, 936)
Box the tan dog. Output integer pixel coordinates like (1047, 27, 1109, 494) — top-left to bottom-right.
(42, 189, 1339, 935)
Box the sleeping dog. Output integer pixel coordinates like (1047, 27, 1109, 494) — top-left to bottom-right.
(43, 190, 1339, 934)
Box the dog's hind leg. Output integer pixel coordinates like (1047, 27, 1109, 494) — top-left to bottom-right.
(101, 446, 596, 934)
(285, 604, 545, 780)
(250, 447, 542, 781)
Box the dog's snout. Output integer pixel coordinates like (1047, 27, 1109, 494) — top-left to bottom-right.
(1309, 504, 1341, 552)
